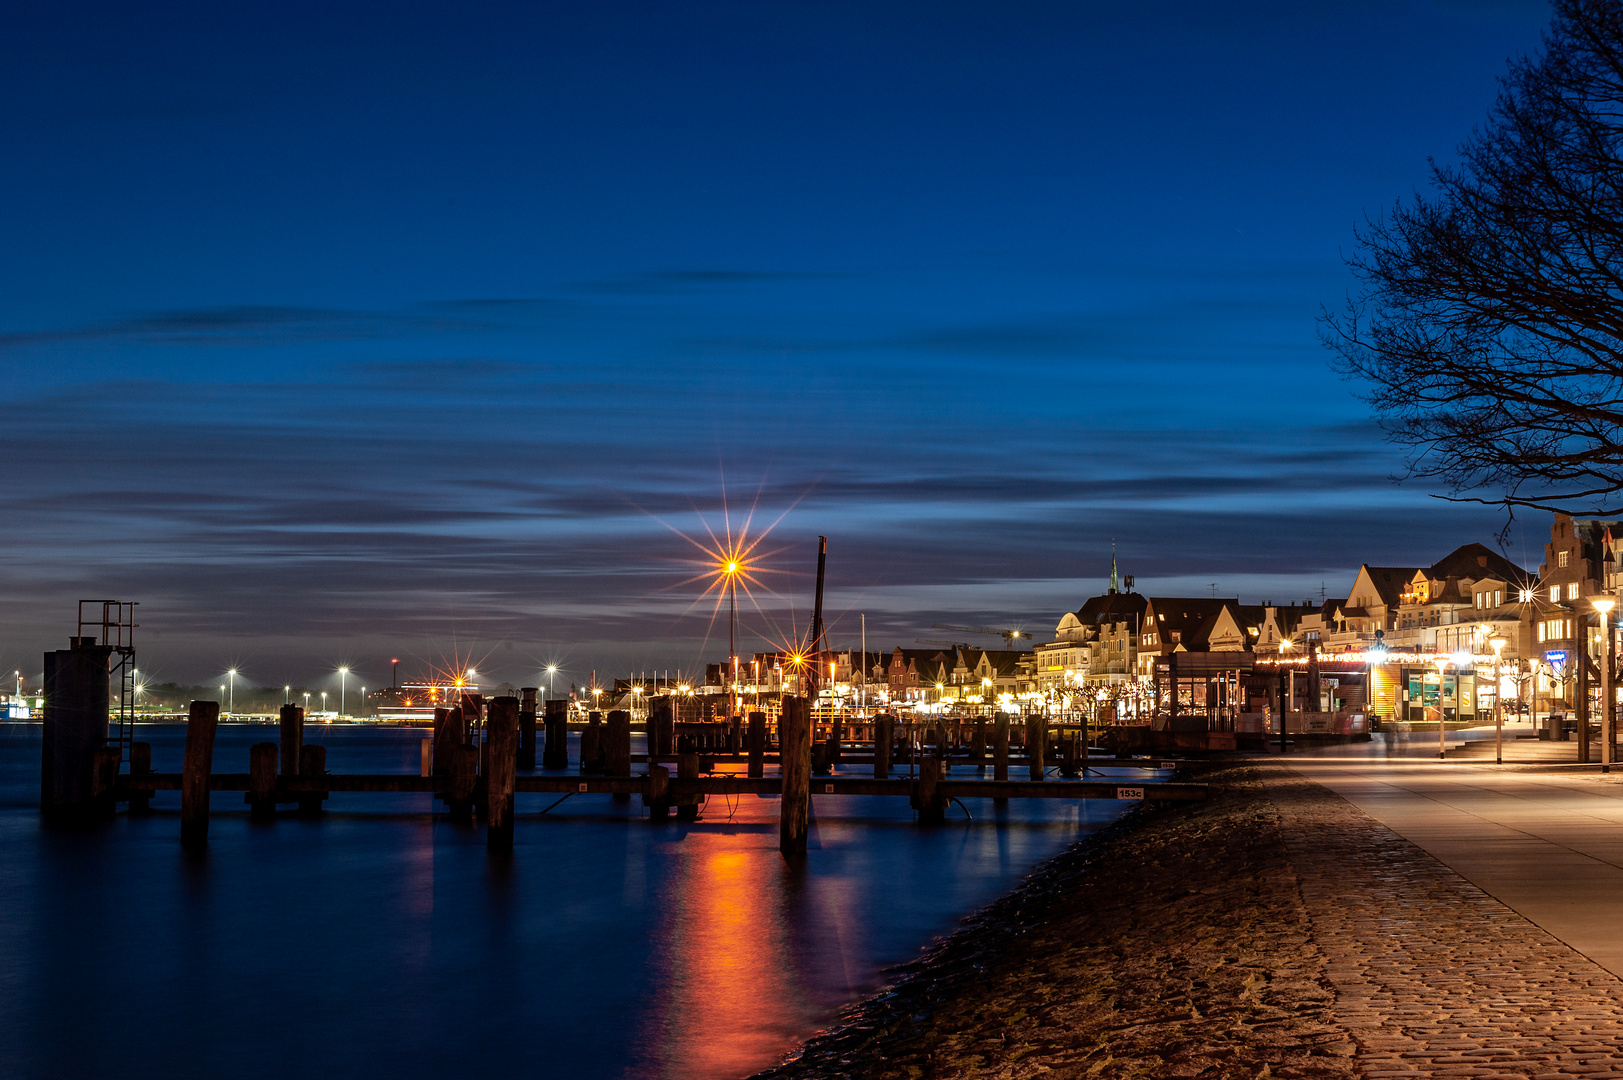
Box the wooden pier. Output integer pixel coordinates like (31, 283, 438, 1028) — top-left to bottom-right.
(40, 657, 1207, 853)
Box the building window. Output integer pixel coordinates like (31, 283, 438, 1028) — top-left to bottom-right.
(1569, 582, 1581, 600)
(1560, 550, 1571, 568)
(1552, 586, 1562, 602)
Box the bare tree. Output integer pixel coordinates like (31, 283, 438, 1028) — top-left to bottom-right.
(1325, 0, 1623, 517)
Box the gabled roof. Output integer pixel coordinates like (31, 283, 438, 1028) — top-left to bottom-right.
(1074, 590, 1148, 626)
(1144, 598, 1236, 648)
(962, 648, 1026, 678)
(1357, 566, 1422, 609)
(1428, 543, 1530, 587)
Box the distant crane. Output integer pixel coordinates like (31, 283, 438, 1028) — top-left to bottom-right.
(931, 623, 1027, 643)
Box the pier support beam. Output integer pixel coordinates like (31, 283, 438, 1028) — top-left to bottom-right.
(644, 763, 671, 820)
(128, 742, 153, 814)
(779, 695, 811, 855)
(874, 714, 893, 779)
(298, 745, 327, 815)
(607, 710, 631, 802)
(485, 697, 519, 850)
(914, 757, 946, 824)
(181, 700, 221, 850)
(651, 699, 675, 758)
(542, 699, 569, 770)
(747, 711, 766, 778)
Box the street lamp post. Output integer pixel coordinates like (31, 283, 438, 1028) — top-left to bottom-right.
(321, 691, 328, 716)
(1490, 636, 1507, 765)
(1435, 654, 1451, 760)
(360, 686, 366, 720)
(338, 667, 349, 718)
(303, 692, 310, 713)
(284, 685, 290, 705)
(546, 665, 557, 702)
(1595, 598, 1616, 773)
(227, 669, 236, 717)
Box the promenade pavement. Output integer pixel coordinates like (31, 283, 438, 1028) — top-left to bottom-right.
(1286, 729, 1623, 979)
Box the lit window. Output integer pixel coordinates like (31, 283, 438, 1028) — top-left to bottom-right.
(1552, 586, 1562, 602)
(1569, 583, 1581, 600)
(1559, 551, 1571, 568)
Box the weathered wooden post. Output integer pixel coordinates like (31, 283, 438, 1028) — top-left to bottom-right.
(914, 757, 946, 824)
(128, 742, 153, 814)
(542, 699, 569, 770)
(447, 745, 477, 823)
(728, 715, 741, 755)
(40, 635, 113, 820)
(831, 711, 844, 761)
(432, 707, 455, 778)
(580, 712, 603, 774)
(973, 717, 987, 773)
(606, 708, 632, 783)
(298, 744, 327, 815)
(1026, 714, 1046, 781)
(485, 696, 520, 850)
(874, 714, 893, 778)
(747, 711, 766, 778)
(518, 687, 538, 769)
(644, 763, 671, 821)
(279, 704, 303, 779)
(779, 695, 811, 855)
(652, 698, 675, 757)
(993, 715, 1010, 783)
(676, 751, 701, 821)
(181, 700, 221, 849)
(248, 742, 279, 821)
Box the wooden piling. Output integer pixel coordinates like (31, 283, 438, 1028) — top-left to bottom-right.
(676, 752, 701, 821)
(432, 707, 458, 779)
(747, 711, 766, 778)
(180, 700, 221, 849)
(518, 687, 538, 769)
(279, 704, 303, 778)
(448, 745, 477, 824)
(728, 715, 741, 755)
(420, 739, 433, 777)
(652, 699, 675, 757)
(779, 695, 811, 855)
(1026, 715, 1047, 781)
(90, 746, 122, 818)
(248, 742, 278, 821)
(298, 744, 327, 815)
(580, 714, 601, 773)
(874, 714, 893, 778)
(644, 763, 671, 820)
(607, 709, 632, 802)
(993, 715, 1010, 783)
(915, 757, 946, 824)
(128, 742, 153, 814)
(973, 717, 987, 772)
(485, 697, 520, 850)
(542, 699, 569, 770)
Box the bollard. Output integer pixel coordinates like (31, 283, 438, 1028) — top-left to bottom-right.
(181, 700, 221, 849)
(779, 695, 811, 855)
(298, 744, 327, 815)
(518, 687, 538, 769)
(874, 714, 893, 779)
(1026, 715, 1046, 781)
(485, 697, 520, 850)
(128, 742, 153, 814)
(914, 757, 946, 824)
(542, 699, 569, 770)
(747, 711, 766, 778)
(644, 763, 671, 821)
(279, 704, 304, 778)
(248, 742, 278, 821)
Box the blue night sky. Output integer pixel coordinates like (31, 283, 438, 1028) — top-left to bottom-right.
(0, 1, 1553, 690)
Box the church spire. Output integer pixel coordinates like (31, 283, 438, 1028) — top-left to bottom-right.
(1108, 541, 1120, 594)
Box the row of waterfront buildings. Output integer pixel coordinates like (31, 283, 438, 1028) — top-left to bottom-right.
(710, 513, 1620, 725)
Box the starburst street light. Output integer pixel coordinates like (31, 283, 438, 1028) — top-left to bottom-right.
(227, 669, 237, 717)
(338, 667, 349, 718)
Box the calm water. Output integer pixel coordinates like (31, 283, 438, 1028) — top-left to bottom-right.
(0, 722, 1129, 1080)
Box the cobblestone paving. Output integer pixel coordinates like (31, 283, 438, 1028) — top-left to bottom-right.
(753, 764, 1623, 1079)
(1278, 769, 1623, 1079)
